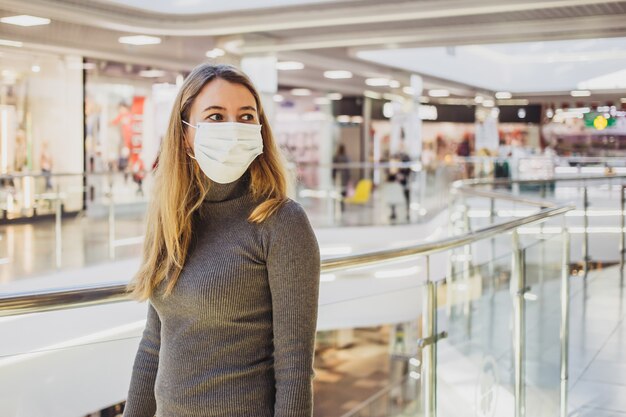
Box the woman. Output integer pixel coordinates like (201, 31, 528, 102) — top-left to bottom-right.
(123, 63, 320, 417)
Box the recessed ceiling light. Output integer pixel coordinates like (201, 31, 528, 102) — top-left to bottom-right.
(495, 91, 512, 99)
(365, 78, 390, 87)
(0, 15, 50, 27)
(383, 93, 404, 102)
(31, 65, 40, 73)
(428, 89, 450, 97)
(571, 90, 591, 97)
(0, 39, 23, 47)
(351, 116, 364, 123)
(364, 90, 382, 99)
(118, 35, 162, 46)
(474, 95, 484, 104)
(206, 48, 225, 58)
(499, 99, 530, 105)
(327, 93, 343, 100)
(336, 115, 351, 123)
(276, 61, 304, 71)
(273, 94, 284, 102)
(389, 80, 401, 89)
(324, 70, 352, 79)
(402, 86, 415, 95)
(314, 97, 331, 105)
(139, 69, 165, 78)
(291, 88, 311, 96)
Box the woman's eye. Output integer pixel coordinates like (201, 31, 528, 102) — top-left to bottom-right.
(207, 114, 223, 121)
(241, 114, 255, 122)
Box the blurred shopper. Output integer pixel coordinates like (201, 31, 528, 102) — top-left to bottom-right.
(40, 141, 53, 191)
(14, 129, 27, 172)
(456, 135, 470, 158)
(421, 142, 437, 174)
(131, 157, 145, 197)
(111, 102, 132, 176)
(391, 140, 412, 220)
(456, 134, 472, 178)
(124, 64, 320, 417)
(332, 144, 350, 211)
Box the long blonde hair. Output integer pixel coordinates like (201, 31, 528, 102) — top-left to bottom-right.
(128, 63, 290, 301)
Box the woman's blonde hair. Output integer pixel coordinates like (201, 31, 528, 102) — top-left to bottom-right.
(128, 63, 290, 301)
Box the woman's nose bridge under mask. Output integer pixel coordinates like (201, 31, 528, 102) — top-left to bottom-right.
(182, 119, 264, 184)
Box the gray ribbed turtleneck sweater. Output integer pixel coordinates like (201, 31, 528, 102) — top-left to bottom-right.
(122, 171, 320, 417)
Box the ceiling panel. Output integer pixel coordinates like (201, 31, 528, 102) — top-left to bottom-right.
(90, 0, 358, 15)
(356, 36, 626, 93)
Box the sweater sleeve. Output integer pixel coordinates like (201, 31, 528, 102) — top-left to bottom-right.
(123, 301, 161, 417)
(264, 199, 321, 417)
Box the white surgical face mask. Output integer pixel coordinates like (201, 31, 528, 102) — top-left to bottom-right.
(183, 120, 263, 184)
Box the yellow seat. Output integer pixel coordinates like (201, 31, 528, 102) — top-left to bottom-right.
(344, 179, 372, 204)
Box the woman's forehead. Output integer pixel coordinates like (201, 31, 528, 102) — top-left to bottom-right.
(193, 78, 256, 111)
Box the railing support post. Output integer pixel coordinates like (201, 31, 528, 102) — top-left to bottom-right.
(422, 255, 437, 417)
(108, 173, 115, 260)
(54, 184, 62, 269)
(619, 185, 626, 284)
(583, 186, 589, 278)
(560, 225, 570, 417)
(512, 230, 526, 417)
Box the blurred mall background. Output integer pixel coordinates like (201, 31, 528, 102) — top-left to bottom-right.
(1, 1, 626, 416)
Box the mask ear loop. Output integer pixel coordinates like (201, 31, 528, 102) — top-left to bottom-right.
(182, 119, 197, 160)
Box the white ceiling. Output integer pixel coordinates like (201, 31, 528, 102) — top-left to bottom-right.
(3, 0, 626, 100)
(95, 0, 344, 15)
(356, 36, 626, 94)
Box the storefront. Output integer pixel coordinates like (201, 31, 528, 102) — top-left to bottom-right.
(83, 59, 181, 211)
(0, 48, 83, 219)
(542, 106, 626, 157)
(0, 51, 182, 222)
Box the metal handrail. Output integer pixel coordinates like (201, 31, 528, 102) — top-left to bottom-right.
(0, 203, 572, 317)
(3, 173, 611, 318)
(459, 173, 626, 186)
(321, 205, 570, 272)
(0, 171, 153, 180)
(452, 187, 555, 208)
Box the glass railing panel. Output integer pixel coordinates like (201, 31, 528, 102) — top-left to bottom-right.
(0, 171, 151, 276)
(0, 173, 84, 219)
(315, 257, 428, 417)
(436, 245, 517, 417)
(293, 163, 455, 228)
(521, 233, 564, 417)
(1, 254, 430, 417)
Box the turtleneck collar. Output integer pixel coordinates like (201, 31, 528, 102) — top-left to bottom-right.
(203, 169, 252, 203)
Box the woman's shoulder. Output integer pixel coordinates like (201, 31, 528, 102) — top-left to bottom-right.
(269, 198, 310, 225)
(261, 198, 319, 257)
(260, 198, 315, 238)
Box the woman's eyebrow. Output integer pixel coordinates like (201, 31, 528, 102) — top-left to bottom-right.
(202, 105, 226, 113)
(201, 105, 257, 112)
